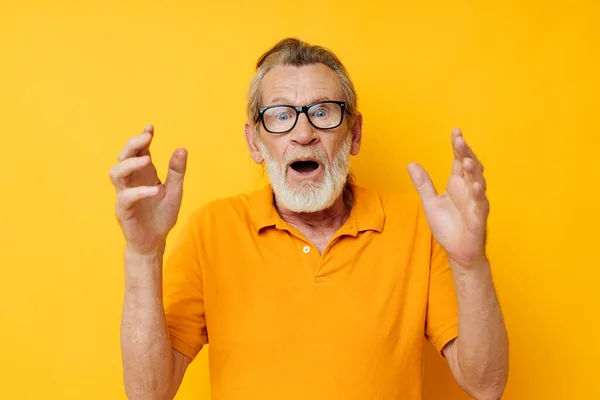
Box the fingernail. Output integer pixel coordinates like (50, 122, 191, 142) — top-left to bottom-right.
(147, 187, 158, 195)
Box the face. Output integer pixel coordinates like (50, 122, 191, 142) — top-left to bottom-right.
(245, 64, 363, 213)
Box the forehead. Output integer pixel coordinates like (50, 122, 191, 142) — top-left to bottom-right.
(260, 64, 343, 106)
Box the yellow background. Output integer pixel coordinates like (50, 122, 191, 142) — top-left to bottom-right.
(1, 1, 598, 399)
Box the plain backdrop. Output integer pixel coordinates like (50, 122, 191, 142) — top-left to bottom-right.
(0, 1, 598, 399)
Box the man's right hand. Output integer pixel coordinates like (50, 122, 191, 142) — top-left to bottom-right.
(110, 124, 188, 255)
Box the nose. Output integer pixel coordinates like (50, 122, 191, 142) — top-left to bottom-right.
(289, 113, 319, 146)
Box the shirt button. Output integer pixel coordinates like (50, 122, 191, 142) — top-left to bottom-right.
(302, 245, 311, 254)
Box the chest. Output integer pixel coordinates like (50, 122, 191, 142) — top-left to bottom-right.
(289, 224, 336, 254)
(201, 229, 432, 345)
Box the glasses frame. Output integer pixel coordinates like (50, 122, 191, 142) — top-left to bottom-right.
(257, 100, 346, 134)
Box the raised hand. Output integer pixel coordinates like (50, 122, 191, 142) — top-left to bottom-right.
(109, 124, 188, 255)
(408, 128, 489, 269)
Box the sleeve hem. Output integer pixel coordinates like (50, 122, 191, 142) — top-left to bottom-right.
(431, 322, 459, 354)
(170, 334, 204, 360)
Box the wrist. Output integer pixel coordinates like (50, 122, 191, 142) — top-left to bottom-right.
(448, 256, 490, 273)
(125, 241, 165, 259)
(123, 244, 165, 289)
(448, 257, 495, 293)
(124, 242, 166, 265)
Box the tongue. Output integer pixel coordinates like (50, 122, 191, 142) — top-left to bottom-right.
(292, 160, 319, 173)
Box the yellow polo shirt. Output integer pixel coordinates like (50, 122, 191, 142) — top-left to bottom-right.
(163, 184, 458, 399)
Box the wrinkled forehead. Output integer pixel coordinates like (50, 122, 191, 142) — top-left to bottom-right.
(260, 64, 344, 107)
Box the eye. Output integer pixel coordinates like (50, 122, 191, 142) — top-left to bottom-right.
(314, 109, 328, 118)
(276, 112, 291, 121)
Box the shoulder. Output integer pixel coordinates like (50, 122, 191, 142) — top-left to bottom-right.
(186, 189, 259, 227)
(353, 184, 423, 217)
(351, 183, 428, 235)
(178, 187, 270, 255)
(382, 190, 428, 229)
(378, 189, 422, 213)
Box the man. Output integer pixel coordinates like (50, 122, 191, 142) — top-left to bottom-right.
(111, 38, 508, 400)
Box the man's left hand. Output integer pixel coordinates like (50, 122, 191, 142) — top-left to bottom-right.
(408, 128, 489, 270)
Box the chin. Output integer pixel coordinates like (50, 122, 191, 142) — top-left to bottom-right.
(276, 181, 337, 213)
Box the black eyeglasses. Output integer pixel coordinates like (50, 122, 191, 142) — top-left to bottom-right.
(257, 100, 346, 134)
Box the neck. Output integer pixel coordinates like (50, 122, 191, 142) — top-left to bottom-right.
(276, 186, 353, 232)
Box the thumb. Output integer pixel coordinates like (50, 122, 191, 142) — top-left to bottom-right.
(165, 148, 188, 192)
(407, 162, 438, 205)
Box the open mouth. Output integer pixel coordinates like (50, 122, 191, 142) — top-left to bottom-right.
(290, 160, 320, 174)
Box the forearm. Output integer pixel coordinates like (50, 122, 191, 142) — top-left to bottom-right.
(121, 246, 175, 400)
(450, 258, 508, 398)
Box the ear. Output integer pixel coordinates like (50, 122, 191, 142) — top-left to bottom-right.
(244, 122, 264, 164)
(350, 112, 363, 156)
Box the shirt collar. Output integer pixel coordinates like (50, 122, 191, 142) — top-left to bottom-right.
(249, 183, 385, 234)
(248, 184, 280, 232)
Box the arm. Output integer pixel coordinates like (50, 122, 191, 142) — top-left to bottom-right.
(110, 124, 191, 399)
(409, 128, 508, 399)
(121, 247, 191, 400)
(443, 259, 508, 399)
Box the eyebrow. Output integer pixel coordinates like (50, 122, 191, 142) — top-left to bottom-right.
(265, 96, 336, 107)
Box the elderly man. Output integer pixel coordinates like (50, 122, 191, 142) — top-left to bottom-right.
(111, 38, 508, 400)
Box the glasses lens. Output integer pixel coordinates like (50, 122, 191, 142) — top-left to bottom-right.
(262, 106, 297, 133)
(307, 102, 343, 129)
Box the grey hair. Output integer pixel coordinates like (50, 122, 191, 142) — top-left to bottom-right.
(247, 38, 358, 130)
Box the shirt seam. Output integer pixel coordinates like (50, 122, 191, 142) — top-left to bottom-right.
(432, 321, 459, 347)
(170, 332, 206, 353)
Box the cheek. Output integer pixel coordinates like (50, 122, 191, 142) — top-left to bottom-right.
(260, 135, 287, 161)
(323, 131, 350, 158)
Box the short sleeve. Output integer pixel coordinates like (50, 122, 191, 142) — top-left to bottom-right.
(424, 237, 459, 355)
(163, 212, 208, 360)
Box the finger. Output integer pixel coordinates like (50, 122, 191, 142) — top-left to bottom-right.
(472, 182, 490, 217)
(143, 123, 154, 134)
(472, 181, 486, 200)
(138, 124, 154, 158)
(454, 135, 484, 172)
(451, 159, 463, 176)
(165, 148, 188, 193)
(451, 128, 463, 160)
(462, 157, 487, 191)
(109, 156, 151, 188)
(116, 185, 161, 210)
(408, 162, 438, 205)
(118, 126, 155, 162)
(445, 174, 468, 211)
(462, 157, 479, 174)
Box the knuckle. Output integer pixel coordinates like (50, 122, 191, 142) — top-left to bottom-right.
(115, 192, 124, 207)
(124, 157, 136, 168)
(117, 189, 131, 206)
(109, 166, 122, 183)
(119, 137, 138, 157)
(139, 155, 150, 165)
